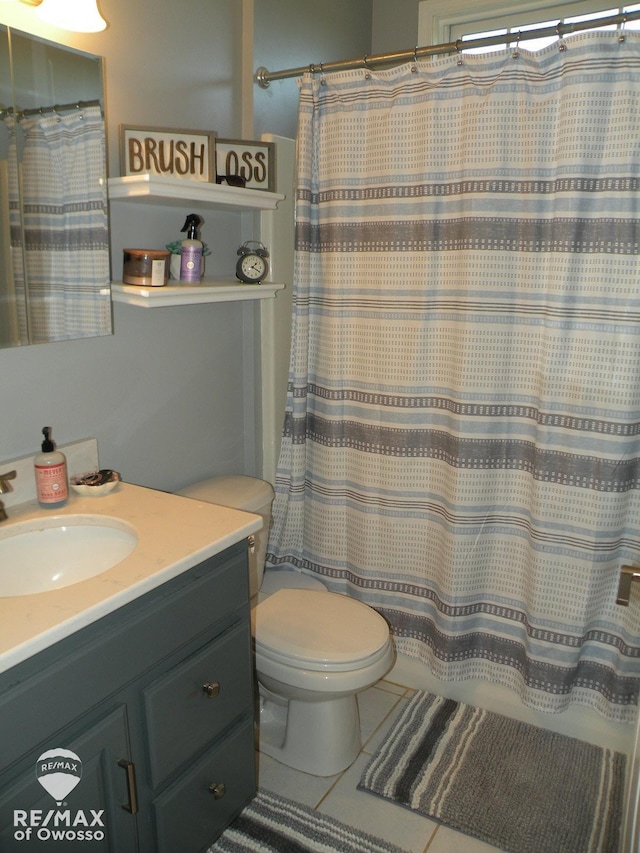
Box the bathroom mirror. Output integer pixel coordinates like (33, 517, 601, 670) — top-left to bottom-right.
(0, 25, 111, 348)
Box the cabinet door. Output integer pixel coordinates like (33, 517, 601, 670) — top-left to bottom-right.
(0, 705, 138, 852)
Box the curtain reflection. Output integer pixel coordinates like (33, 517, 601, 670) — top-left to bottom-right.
(8, 102, 110, 343)
(0, 114, 27, 346)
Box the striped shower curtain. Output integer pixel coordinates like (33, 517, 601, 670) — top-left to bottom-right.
(2, 115, 28, 344)
(19, 103, 110, 343)
(266, 31, 640, 723)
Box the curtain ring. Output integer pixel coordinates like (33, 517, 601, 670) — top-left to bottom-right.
(362, 54, 371, 79)
(411, 46, 419, 72)
(618, 12, 627, 42)
(319, 62, 327, 85)
(455, 38, 463, 66)
(556, 22, 566, 51)
(512, 31, 521, 59)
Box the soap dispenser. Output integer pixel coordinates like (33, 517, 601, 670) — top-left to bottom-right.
(180, 213, 203, 282)
(34, 426, 68, 508)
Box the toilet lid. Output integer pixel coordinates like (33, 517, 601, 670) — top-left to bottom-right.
(254, 589, 390, 665)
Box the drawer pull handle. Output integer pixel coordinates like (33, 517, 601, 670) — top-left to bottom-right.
(248, 535, 256, 552)
(118, 759, 139, 815)
(203, 681, 220, 698)
(209, 782, 226, 799)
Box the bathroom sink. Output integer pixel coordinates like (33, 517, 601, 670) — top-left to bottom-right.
(0, 515, 138, 597)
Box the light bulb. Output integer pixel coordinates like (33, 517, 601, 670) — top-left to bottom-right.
(35, 0, 107, 32)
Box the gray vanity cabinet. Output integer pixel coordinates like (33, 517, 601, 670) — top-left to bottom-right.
(0, 541, 256, 852)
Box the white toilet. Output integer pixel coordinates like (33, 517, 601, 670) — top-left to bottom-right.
(177, 475, 395, 776)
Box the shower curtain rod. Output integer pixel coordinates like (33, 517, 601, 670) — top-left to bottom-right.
(255, 8, 640, 87)
(0, 98, 101, 119)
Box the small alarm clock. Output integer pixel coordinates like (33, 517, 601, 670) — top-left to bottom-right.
(236, 241, 269, 283)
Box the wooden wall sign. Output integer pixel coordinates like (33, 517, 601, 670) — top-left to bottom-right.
(215, 139, 275, 191)
(120, 125, 216, 182)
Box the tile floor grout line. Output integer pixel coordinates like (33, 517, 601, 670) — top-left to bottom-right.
(422, 824, 441, 852)
(314, 688, 407, 810)
(360, 691, 408, 755)
(313, 766, 349, 810)
(380, 678, 414, 692)
(377, 681, 416, 701)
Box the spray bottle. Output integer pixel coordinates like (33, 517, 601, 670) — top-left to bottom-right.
(180, 213, 203, 282)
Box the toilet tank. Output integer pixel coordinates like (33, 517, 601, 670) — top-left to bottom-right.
(177, 475, 274, 598)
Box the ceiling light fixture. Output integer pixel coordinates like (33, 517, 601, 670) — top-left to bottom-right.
(23, 0, 107, 32)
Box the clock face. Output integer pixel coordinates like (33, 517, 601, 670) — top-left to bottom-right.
(239, 253, 267, 281)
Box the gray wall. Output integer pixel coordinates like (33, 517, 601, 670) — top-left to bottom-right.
(0, 0, 422, 492)
(254, 0, 373, 140)
(372, 0, 421, 53)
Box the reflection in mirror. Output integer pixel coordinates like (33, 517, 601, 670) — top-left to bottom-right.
(0, 25, 111, 348)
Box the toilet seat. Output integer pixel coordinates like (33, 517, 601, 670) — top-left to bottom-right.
(256, 636, 393, 674)
(254, 589, 391, 672)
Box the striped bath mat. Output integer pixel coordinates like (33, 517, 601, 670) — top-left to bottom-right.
(358, 691, 626, 853)
(209, 789, 405, 853)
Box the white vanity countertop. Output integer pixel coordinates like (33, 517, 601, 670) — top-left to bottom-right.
(0, 482, 261, 675)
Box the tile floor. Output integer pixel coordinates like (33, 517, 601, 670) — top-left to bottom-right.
(256, 678, 502, 853)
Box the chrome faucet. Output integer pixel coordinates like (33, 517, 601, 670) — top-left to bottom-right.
(616, 564, 640, 606)
(0, 469, 16, 521)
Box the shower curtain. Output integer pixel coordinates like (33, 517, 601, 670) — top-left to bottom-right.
(17, 103, 110, 342)
(2, 114, 28, 344)
(267, 31, 640, 723)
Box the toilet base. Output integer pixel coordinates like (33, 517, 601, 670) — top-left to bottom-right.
(258, 684, 361, 776)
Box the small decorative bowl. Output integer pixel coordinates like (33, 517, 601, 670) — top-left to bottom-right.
(70, 469, 121, 497)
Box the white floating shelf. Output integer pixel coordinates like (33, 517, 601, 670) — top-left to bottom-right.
(111, 279, 285, 307)
(107, 175, 285, 211)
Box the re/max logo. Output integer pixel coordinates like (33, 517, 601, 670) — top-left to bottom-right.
(13, 810, 105, 843)
(14, 810, 105, 827)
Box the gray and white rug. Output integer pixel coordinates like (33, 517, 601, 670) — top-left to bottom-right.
(209, 788, 405, 852)
(358, 691, 626, 853)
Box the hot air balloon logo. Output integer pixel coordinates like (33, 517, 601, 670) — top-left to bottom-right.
(35, 748, 83, 803)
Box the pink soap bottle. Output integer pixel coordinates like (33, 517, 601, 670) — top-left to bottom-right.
(34, 426, 68, 508)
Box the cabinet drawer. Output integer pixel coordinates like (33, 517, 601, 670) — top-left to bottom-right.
(152, 714, 255, 853)
(144, 621, 253, 788)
